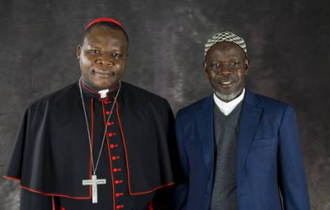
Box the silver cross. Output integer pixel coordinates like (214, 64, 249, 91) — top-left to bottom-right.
(82, 175, 106, 203)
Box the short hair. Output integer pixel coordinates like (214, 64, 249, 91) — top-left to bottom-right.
(83, 21, 129, 45)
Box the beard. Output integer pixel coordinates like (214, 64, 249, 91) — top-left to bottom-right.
(215, 88, 243, 102)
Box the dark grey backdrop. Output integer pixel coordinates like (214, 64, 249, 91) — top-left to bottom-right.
(1, 0, 329, 209)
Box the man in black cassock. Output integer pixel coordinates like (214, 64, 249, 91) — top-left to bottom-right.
(4, 17, 176, 210)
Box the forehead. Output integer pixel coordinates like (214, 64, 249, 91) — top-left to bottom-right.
(206, 41, 246, 59)
(83, 26, 127, 48)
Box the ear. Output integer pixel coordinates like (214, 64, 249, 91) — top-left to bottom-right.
(203, 61, 208, 74)
(76, 45, 82, 59)
(244, 58, 250, 75)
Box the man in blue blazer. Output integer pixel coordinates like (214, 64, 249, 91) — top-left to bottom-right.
(174, 32, 310, 210)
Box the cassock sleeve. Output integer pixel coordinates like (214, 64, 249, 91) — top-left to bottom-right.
(153, 101, 182, 210)
(20, 189, 53, 210)
(278, 106, 310, 209)
(6, 108, 29, 179)
(172, 110, 189, 210)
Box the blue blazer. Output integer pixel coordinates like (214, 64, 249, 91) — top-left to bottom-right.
(174, 90, 310, 210)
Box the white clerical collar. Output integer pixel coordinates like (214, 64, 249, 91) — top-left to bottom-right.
(98, 89, 109, 98)
(213, 88, 245, 116)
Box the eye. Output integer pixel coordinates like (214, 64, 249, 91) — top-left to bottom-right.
(111, 53, 123, 59)
(210, 62, 220, 68)
(88, 50, 101, 55)
(230, 61, 241, 69)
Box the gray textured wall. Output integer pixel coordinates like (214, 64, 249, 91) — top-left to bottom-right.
(1, 0, 329, 209)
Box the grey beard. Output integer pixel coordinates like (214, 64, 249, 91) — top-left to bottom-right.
(215, 90, 241, 102)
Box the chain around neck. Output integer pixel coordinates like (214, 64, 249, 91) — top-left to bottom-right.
(78, 78, 122, 175)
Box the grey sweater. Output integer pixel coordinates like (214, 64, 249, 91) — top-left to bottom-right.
(210, 102, 243, 210)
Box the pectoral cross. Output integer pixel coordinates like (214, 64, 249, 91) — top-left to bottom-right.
(82, 175, 106, 204)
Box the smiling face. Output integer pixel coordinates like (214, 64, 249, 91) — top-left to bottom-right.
(77, 26, 128, 90)
(203, 41, 249, 102)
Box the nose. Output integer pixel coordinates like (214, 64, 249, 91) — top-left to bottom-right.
(219, 64, 232, 75)
(96, 54, 114, 66)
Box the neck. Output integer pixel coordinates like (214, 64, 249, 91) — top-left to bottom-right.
(81, 77, 119, 91)
(81, 78, 97, 91)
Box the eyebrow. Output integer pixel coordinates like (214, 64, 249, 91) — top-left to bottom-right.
(87, 46, 102, 49)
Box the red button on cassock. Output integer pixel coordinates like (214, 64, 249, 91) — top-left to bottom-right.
(109, 144, 118, 149)
(113, 168, 122, 172)
(115, 192, 123, 197)
(108, 133, 113, 137)
(106, 111, 110, 115)
(115, 180, 123, 184)
(116, 205, 124, 209)
(112, 156, 120, 160)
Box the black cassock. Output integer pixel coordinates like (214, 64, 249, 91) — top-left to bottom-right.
(5, 81, 176, 210)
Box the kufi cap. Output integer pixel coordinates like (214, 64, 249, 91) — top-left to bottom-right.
(204, 31, 247, 56)
(85, 17, 125, 31)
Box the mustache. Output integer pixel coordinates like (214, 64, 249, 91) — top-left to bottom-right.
(217, 75, 238, 82)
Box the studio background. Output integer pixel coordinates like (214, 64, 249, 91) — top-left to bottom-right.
(0, 0, 329, 209)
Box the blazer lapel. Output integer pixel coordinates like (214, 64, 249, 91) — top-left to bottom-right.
(196, 95, 215, 170)
(237, 90, 263, 170)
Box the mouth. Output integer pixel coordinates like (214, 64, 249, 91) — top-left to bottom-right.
(92, 69, 115, 77)
(221, 81, 232, 85)
(217, 80, 235, 88)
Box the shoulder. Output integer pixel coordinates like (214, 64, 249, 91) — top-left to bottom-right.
(28, 82, 77, 112)
(246, 90, 296, 123)
(176, 95, 212, 121)
(249, 90, 291, 112)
